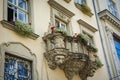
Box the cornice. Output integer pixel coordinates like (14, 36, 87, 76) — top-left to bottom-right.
(98, 9, 120, 28)
(77, 19, 98, 32)
(48, 0, 75, 17)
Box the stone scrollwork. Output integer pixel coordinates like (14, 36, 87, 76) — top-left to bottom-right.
(43, 32, 101, 80)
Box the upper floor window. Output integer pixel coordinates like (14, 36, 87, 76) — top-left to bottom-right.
(114, 37, 120, 60)
(7, 0, 28, 23)
(107, 0, 118, 18)
(77, 0, 86, 4)
(55, 18, 67, 31)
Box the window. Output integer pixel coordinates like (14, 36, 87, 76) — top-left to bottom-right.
(77, 0, 86, 4)
(114, 37, 120, 60)
(4, 53, 32, 80)
(7, 0, 28, 23)
(107, 0, 118, 18)
(55, 18, 67, 30)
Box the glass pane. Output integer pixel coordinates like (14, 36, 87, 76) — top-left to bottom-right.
(77, 0, 82, 4)
(18, 10, 27, 22)
(55, 19, 60, 28)
(4, 54, 32, 80)
(60, 23, 66, 30)
(8, 0, 16, 4)
(114, 38, 120, 60)
(18, 0, 27, 10)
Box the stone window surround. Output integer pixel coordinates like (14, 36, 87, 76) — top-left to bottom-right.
(0, 42, 38, 80)
(48, 0, 75, 35)
(3, 0, 33, 24)
(2, 0, 39, 40)
(77, 19, 98, 34)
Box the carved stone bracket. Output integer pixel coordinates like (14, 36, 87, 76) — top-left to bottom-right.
(43, 32, 101, 80)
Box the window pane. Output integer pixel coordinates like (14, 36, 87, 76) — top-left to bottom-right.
(77, 0, 82, 4)
(60, 23, 66, 30)
(18, 10, 27, 22)
(55, 19, 60, 28)
(18, 0, 27, 10)
(4, 54, 32, 80)
(114, 38, 120, 60)
(8, 0, 16, 4)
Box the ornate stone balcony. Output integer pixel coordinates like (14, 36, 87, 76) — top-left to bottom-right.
(43, 31, 102, 80)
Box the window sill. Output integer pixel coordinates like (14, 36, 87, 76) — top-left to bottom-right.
(0, 20, 39, 40)
(64, 0, 71, 3)
(75, 3, 93, 17)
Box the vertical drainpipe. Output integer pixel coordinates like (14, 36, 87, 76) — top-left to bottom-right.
(92, 0, 112, 79)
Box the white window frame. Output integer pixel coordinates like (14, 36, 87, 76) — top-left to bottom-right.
(55, 18, 67, 31)
(7, 0, 28, 23)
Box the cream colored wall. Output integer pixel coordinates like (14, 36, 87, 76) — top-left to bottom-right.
(0, 0, 110, 80)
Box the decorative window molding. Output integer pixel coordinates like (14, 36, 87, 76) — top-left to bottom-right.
(78, 19, 98, 33)
(48, 0, 75, 18)
(0, 20, 39, 40)
(98, 9, 120, 29)
(0, 42, 38, 80)
(48, 0, 75, 35)
(75, 0, 93, 17)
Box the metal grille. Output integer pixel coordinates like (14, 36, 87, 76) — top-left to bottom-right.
(4, 54, 32, 80)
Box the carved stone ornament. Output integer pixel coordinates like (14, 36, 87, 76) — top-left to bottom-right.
(43, 32, 101, 80)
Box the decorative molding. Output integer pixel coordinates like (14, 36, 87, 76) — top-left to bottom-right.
(64, 0, 71, 3)
(0, 42, 38, 80)
(43, 32, 102, 80)
(0, 20, 39, 40)
(75, 3, 93, 17)
(78, 19, 98, 32)
(98, 9, 120, 29)
(48, 0, 75, 17)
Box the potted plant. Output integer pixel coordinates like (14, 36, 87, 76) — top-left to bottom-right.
(78, 33, 90, 45)
(53, 28, 68, 36)
(81, 3, 91, 14)
(14, 20, 33, 36)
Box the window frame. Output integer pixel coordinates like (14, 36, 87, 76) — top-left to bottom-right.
(0, 42, 38, 80)
(55, 17, 67, 31)
(107, 0, 118, 18)
(7, 0, 28, 23)
(4, 53, 32, 80)
(3, 0, 33, 23)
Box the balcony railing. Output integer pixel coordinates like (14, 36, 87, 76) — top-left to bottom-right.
(43, 30, 103, 80)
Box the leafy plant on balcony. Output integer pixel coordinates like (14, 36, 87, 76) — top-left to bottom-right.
(81, 3, 91, 15)
(90, 44, 98, 53)
(53, 28, 68, 36)
(95, 58, 103, 68)
(78, 33, 90, 44)
(14, 20, 33, 36)
(79, 33, 98, 53)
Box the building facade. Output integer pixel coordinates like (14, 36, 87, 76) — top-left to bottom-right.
(95, 0, 120, 80)
(0, 0, 119, 80)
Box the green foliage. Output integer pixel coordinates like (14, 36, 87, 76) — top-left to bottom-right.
(79, 33, 90, 44)
(79, 33, 98, 53)
(90, 44, 98, 53)
(95, 58, 103, 68)
(14, 20, 33, 36)
(81, 3, 91, 14)
(54, 28, 68, 36)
